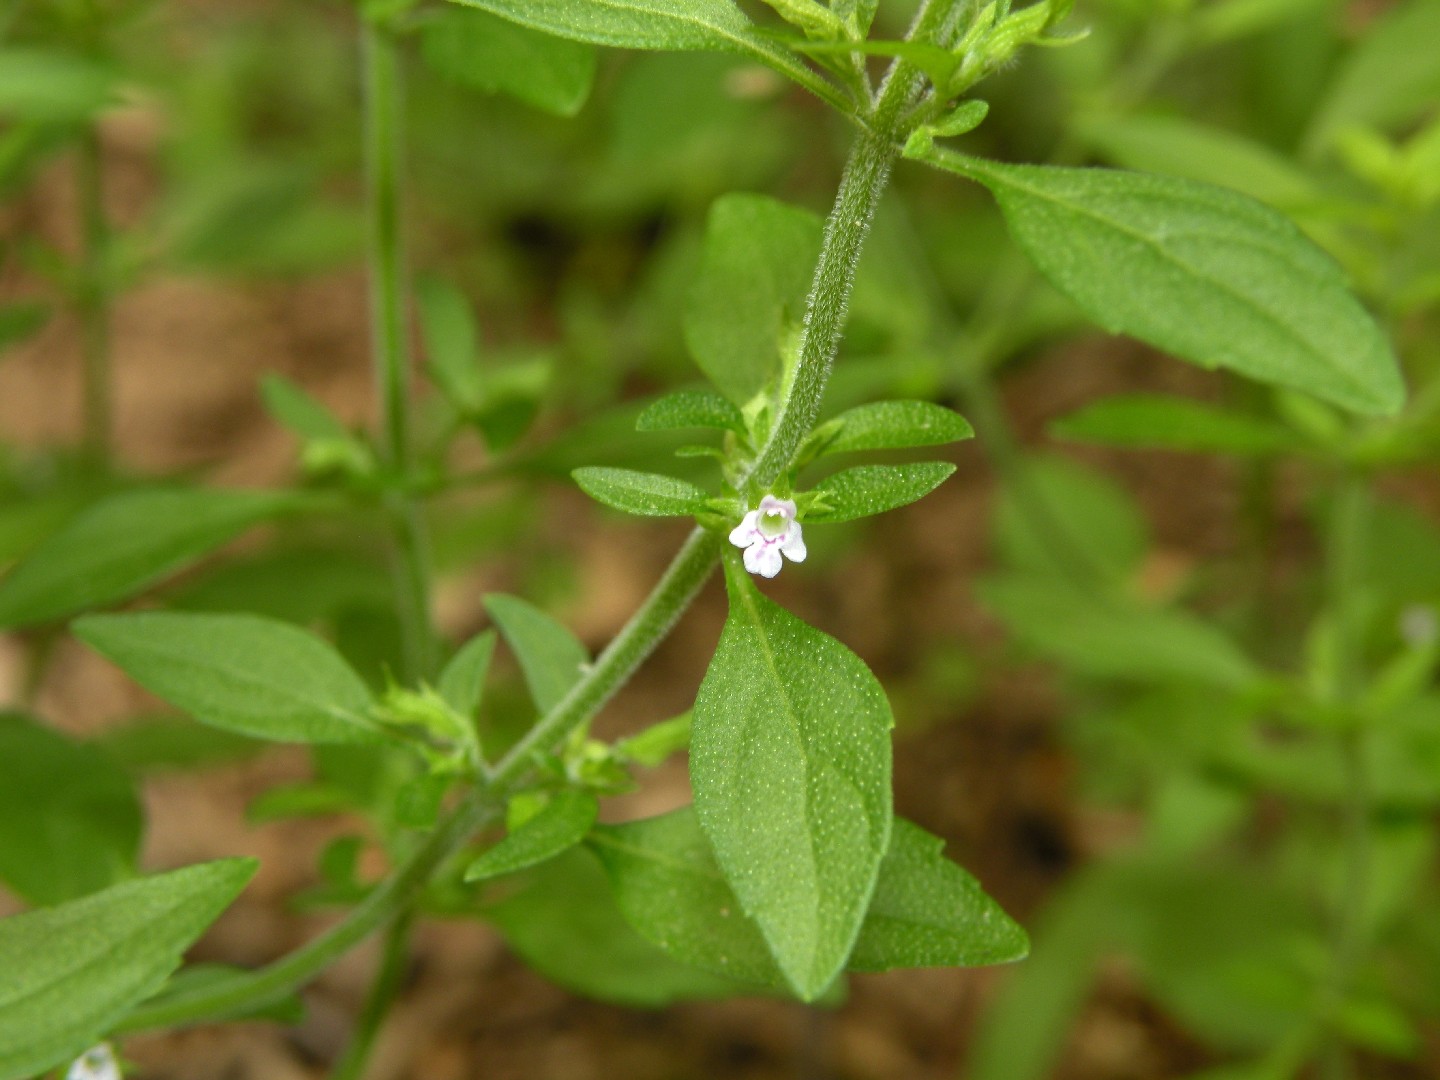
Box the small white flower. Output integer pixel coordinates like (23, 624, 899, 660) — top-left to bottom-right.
(67, 1044, 120, 1080)
(728, 494, 807, 579)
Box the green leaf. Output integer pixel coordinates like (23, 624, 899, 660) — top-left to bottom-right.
(484, 594, 589, 714)
(465, 790, 598, 881)
(0, 859, 256, 1080)
(484, 847, 746, 1006)
(635, 388, 745, 433)
(0, 487, 302, 629)
(685, 193, 822, 405)
(691, 559, 893, 999)
(848, 818, 1028, 971)
(0, 301, 49, 355)
(993, 455, 1149, 583)
(590, 807, 786, 989)
(0, 713, 142, 906)
(421, 7, 597, 117)
(978, 576, 1261, 690)
(573, 466, 710, 517)
(97, 717, 264, 773)
(415, 276, 484, 412)
(810, 400, 974, 457)
(437, 630, 496, 719)
(591, 808, 1025, 988)
(260, 374, 350, 440)
(806, 462, 956, 523)
(1305, 0, 1440, 154)
(614, 711, 692, 766)
(1080, 114, 1323, 210)
(446, 0, 847, 110)
(0, 48, 114, 122)
(167, 548, 391, 625)
(74, 613, 381, 745)
(1050, 394, 1305, 456)
(142, 963, 304, 1025)
(909, 148, 1403, 416)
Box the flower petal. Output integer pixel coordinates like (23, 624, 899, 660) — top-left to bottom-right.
(759, 494, 797, 521)
(781, 525, 807, 562)
(753, 542, 784, 578)
(728, 511, 759, 548)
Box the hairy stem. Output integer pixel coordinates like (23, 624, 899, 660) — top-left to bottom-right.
(364, 20, 437, 682)
(116, 796, 496, 1034)
(744, 0, 947, 489)
(490, 526, 720, 786)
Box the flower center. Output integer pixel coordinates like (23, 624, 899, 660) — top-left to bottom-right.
(758, 510, 788, 538)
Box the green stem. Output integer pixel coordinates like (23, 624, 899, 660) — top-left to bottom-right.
(77, 126, 111, 466)
(490, 526, 720, 786)
(1314, 475, 1374, 1078)
(363, 20, 437, 683)
(116, 796, 496, 1034)
(742, 0, 945, 489)
(328, 913, 416, 1080)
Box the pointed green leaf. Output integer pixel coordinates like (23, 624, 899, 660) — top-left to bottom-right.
(848, 818, 1028, 971)
(0, 712, 142, 906)
(0, 48, 114, 122)
(74, 613, 381, 745)
(1051, 394, 1305, 455)
(685, 193, 823, 404)
(811, 400, 973, 457)
(1305, 0, 1440, 153)
(0, 859, 256, 1080)
(446, 0, 848, 110)
(416, 276, 484, 412)
(908, 147, 1403, 416)
(465, 790, 598, 881)
(592, 808, 1025, 989)
(691, 559, 892, 999)
(573, 466, 710, 517)
(614, 711, 692, 766)
(1081, 114, 1322, 209)
(260, 375, 350, 440)
(484, 847, 745, 1006)
(978, 577, 1261, 690)
(635, 388, 745, 433)
(590, 807, 786, 989)
(437, 630, 496, 719)
(421, 7, 597, 116)
(993, 455, 1149, 583)
(806, 462, 956, 523)
(484, 594, 589, 714)
(0, 487, 303, 629)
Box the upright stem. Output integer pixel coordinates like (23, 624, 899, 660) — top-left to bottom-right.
(743, 0, 948, 489)
(328, 913, 416, 1080)
(363, 21, 437, 682)
(76, 126, 112, 466)
(1316, 475, 1373, 1079)
(490, 527, 720, 786)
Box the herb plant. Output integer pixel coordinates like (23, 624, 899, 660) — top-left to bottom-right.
(0, 0, 1433, 1078)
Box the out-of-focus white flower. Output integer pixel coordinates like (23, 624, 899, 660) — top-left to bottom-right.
(728, 494, 807, 578)
(66, 1044, 120, 1080)
(1400, 604, 1438, 648)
